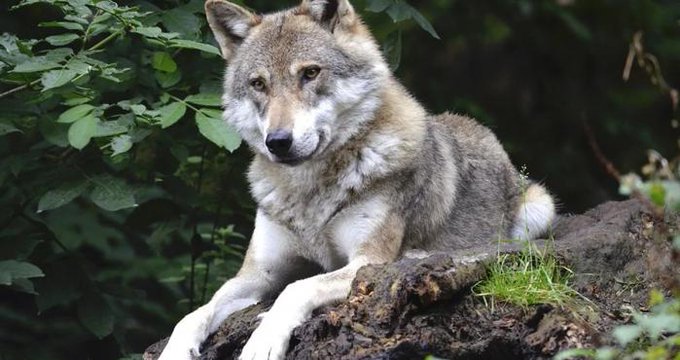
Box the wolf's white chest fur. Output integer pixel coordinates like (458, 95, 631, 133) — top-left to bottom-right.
(248, 148, 393, 270)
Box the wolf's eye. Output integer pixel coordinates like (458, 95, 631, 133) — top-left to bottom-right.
(250, 79, 266, 91)
(302, 66, 321, 81)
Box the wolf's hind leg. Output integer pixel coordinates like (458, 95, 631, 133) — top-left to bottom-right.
(510, 183, 556, 240)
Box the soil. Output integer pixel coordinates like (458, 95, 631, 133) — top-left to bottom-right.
(144, 199, 679, 360)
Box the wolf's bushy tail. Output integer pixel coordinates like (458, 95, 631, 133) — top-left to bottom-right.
(511, 183, 556, 240)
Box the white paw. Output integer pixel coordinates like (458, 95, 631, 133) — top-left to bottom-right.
(238, 311, 301, 360)
(158, 312, 207, 360)
(158, 336, 201, 360)
(157, 344, 198, 360)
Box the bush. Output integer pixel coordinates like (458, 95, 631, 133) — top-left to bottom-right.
(0, 0, 250, 358)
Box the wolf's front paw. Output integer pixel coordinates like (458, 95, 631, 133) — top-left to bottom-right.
(238, 311, 300, 360)
(157, 339, 200, 360)
(158, 311, 207, 360)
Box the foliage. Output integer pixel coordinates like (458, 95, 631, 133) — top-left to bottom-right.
(617, 30, 680, 212)
(555, 290, 680, 360)
(556, 23, 680, 360)
(0, 0, 251, 358)
(472, 240, 581, 311)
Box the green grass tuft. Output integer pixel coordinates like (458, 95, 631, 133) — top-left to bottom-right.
(473, 241, 580, 310)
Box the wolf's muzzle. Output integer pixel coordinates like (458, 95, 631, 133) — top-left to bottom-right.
(266, 129, 293, 157)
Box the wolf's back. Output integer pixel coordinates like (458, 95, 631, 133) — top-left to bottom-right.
(399, 112, 553, 251)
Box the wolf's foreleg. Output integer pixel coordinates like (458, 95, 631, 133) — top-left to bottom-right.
(239, 212, 404, 360)
(159, 211, 301, 360)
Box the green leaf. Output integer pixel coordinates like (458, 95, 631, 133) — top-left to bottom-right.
(195, 111, 241, 151)
(12, 57, 61, 73)
(613, 324, 642, 346)
(63, 96, 93, 106)
(41, 69, 79, 90)
(554, 349, 597, 360)
(151, 52, 177, 73)
(11, 278, 37, 294)
(77, 292, 114, 339)
(37, 180, 89, 212)
(185, 93, 222, 107)
(44, 48, 73, 62)
(382, 30, 402, 71)
(158, 102, 186, 129)
(132, 26, 163, 38)
(39, 21, 85, 31)
(0, 260, 44, 286)
(129, 104, 147, 115)
(155, 70, 182, 88)
(639, 312, 680, 339)
(40, 117, 70, 147)
(647, 182, 666, 207)
(95, 0, 118, 11)
(89, 175, 137, 211)
(366, 0, 392, 12)
(58, 104, 95, 124)
(168, 39, 221, 56)
(409, 6, 440, 39)
(64, 14, 89, 25)
(0, 272, 9, 286)
(110, 135, 132, 156)
(0, 122, 22, 136)
(45, 33, 80, 46)
(386, 2, 412, 22)
(65, 58, 92, 74)
(95, 120, 128, 137)
(162, 8, 201, 40)
(67, 114, 97, 150)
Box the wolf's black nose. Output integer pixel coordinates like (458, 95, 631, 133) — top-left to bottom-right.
(266, 130, 293, 157)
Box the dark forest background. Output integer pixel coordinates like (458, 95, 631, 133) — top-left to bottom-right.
(0, 0, 678, 359)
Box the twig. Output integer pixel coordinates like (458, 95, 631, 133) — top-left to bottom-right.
(0, 80, 40, 99)
(582, 121, 621, 182)
(623, 31, 679, 112)
(201, 204, 222, 303)
(582, 121, 663, 217)
(87, 28, 125, 52)
(189, 145, 209, 310)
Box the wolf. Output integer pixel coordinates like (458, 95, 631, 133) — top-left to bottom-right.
(158, 0, 556, 359)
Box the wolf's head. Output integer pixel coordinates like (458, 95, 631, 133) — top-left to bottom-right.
(206, 0, 390, 165)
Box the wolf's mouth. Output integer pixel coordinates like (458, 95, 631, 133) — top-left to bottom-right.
(273, 130, 327, 166)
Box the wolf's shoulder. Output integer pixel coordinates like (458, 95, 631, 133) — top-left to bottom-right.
(430, 112, 501, 145)
(429, 112, 509, 162)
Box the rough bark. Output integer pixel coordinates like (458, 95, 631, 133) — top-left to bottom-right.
(145, 200, 677, 359)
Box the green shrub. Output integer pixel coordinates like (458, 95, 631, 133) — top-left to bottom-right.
(555, 291, 680, 360)
(0, 0, 249, 358)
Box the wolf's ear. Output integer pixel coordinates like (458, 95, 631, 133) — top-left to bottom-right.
(205, 0, 259, 61)
(300, 0, 357, 31)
